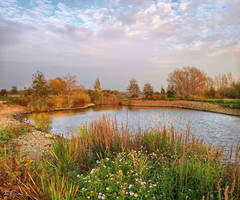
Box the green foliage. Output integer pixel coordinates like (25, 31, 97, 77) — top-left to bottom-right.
(73, 151, 161, 199)
(10, 85, 18, 95)
(205, 87, 216, 98)
(31, 71, 50, 98)
(1, 117, 240, 200)
(143, 83, 154, 99)
(0, 124, 31, 144)
(166, 89, 175, 98)
(0, 89, 7, 97)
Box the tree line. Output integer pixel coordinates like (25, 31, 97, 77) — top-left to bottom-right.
(1, 67, 240, 99)
(127, 67, 240, 99)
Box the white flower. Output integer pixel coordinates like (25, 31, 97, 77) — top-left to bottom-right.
(87, 196, 90, 199)
(130, 192, 134, 196)
(134, 193, 138, 197)
(77, 174, 80, 178)
(90, 169, 95, 174)
(140, 182, 146, 186)
(96, 160, 100, 164)
(129, 184, 133, 189)
(106, 187, 109, 190)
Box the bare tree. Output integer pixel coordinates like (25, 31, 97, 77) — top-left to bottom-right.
(168, 67, 208, 97)
(127, 79, 140, 98)
(63, 73, 78, 95)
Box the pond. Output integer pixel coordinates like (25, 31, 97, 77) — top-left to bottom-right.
(26, 105, 240, 149)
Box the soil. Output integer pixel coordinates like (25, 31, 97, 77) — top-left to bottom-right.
(0, 101, 53, 160)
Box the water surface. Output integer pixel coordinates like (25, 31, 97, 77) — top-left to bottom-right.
(27, 105, 240, 149)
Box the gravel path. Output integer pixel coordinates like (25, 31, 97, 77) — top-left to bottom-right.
(0, 101, 53, 160)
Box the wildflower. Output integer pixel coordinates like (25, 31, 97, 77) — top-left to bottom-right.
(87, 196, 90, 199)
(96, 160, 100, 164)
(106, 187, 109, 191)
(90, 169, 95, 174)
(130, 192, 134, 196)
(134, 193, 138, 198)
(140, 182, 146, 186)
(77, 174, 80, 178)
(129, 184, 133, 189)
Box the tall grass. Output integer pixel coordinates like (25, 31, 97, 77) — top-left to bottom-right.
(95, 94, 120, 105)
(27, 94, 91, 112)
(1, 117, 239, 199)
(47, 116, 240, 199)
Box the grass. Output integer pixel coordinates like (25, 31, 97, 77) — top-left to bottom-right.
(167, 97, 240, 109)
(26, 94, 91, 112)
(0, 124, 32, 144)
(0, 116, 239, 199)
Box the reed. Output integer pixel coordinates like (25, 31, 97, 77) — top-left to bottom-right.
(46, 116, 239, 199)
(1, 116, 239, 199)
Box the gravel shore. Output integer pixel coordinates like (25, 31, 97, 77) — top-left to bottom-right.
(0, 101, 53, 160)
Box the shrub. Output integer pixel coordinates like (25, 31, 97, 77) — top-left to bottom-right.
(70, 94, 91, 107)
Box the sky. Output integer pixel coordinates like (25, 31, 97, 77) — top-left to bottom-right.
(0, 0, 240, 91)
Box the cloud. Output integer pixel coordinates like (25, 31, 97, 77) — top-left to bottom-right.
(0, 0, 239, 90)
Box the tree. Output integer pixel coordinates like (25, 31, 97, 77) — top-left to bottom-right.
(94, 78, 101, 91)
(31, 71, 50, 98)
(143, 83, 153, 99)
(168, 67, 208, 97)
(166, 87, 175, 98)
(63, 73, 78, 95)
(205, 87, 216, 98)
(10, 86, 18, 95)
(160, 88, 166, 99)
(0, 89, 7, 96)
(127, 79, 140, 98)
(49, 77, 67, 95)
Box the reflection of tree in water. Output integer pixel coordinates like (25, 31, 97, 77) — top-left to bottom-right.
(93, 105, 122, 112)
(31, 113, 51, 132)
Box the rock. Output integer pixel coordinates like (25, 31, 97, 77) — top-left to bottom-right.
(45, 134, 54, 139)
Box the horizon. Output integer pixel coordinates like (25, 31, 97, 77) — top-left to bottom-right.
(0, 0, 240, 90)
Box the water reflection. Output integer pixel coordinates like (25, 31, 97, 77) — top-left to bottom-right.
(27, 105, 240, 149)
(30, 113, 51, 132)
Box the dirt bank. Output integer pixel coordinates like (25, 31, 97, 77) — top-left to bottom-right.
(120, 100, 240, 116)
(0, 101, 53, 160)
